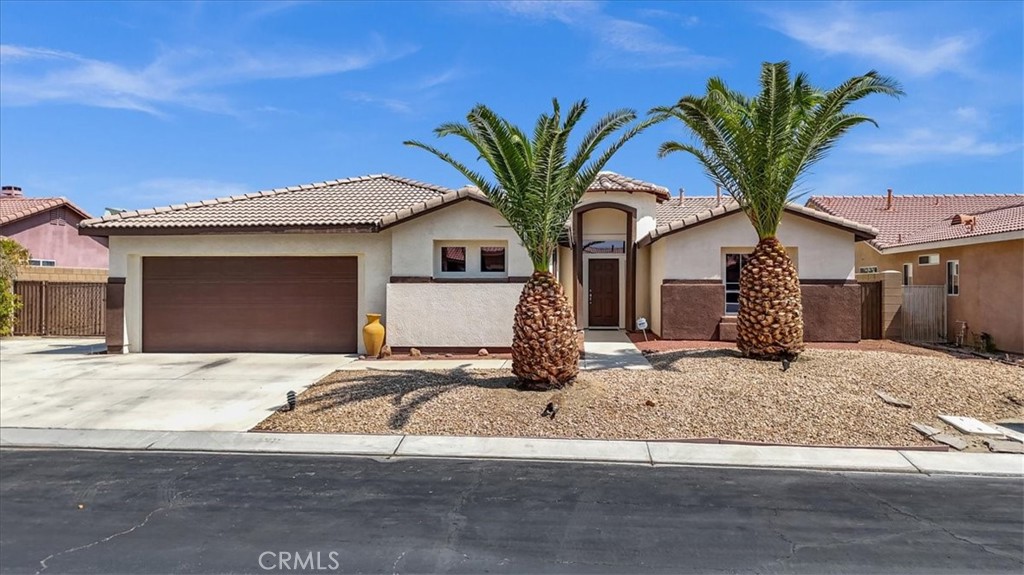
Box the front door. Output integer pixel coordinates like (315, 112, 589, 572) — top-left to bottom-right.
(588, 259, 619, 327)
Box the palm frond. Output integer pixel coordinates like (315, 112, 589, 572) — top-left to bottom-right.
(406, 99, 649, 271)
(654, 61, 903, 239)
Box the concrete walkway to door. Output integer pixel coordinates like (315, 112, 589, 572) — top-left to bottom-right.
(582, 330, 651, 370)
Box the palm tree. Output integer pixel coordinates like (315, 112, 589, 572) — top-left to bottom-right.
(653, 61, 902, 360)
(405, 99, 650, 388)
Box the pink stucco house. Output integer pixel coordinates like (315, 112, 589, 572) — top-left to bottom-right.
(0, 186, 108, 268)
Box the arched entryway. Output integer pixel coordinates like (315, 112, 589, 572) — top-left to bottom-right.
(571, 202, 636, 329)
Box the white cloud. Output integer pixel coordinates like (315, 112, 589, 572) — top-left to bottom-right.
(493, 1, 719, 69)
(343, 91, 413, 114)
(859, 130, 1019, 158)
(0, 37, 417, 116)
(857, 106, 1019, 161)
(768, 4, 974, 76)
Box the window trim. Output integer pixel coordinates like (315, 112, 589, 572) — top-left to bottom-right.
(946, 259, 960, 296)
(28, 258, 57, 267)
(723, 252, 750, 315)
(434, 240, 509, 279)
(479, 246, 507, 273)
(902, 263, 913, 286)
(918, 254, 940, 266)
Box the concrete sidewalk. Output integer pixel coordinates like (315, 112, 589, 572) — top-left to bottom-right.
(582, 329, 651, 370)
(2, 427, 1020, 477)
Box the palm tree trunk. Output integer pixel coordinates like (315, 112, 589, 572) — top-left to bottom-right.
(511, 271, 579, 389)
(736, 237, 805, 360)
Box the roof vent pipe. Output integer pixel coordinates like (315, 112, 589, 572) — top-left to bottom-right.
(885, 188, 894, 210)
(715, 184, 722, 206)
(677, 187, 685, 203)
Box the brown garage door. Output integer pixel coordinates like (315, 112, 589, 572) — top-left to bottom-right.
(143, 257, 358, 353)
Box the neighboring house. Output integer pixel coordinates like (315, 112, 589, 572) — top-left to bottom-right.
(0, 186, 109, 270)
(808, 191, 1024, 354)
(79, 173, 874, 354)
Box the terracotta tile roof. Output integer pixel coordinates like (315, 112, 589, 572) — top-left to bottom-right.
(0, 197, 92, 225)
(806, 194, 1024, 250)
(79, 174, 453, 231)
(640, 201, 877, 247)
(588, 171, 670, 200)
(656, 196, 735, 225)
(378, 186, 490, 229)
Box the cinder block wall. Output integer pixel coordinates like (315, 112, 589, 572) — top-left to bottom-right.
(15, 266, 108, 283)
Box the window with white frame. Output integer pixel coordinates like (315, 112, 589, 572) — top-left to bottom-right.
(918, 254, 939, 266)
(28, 259, 56, 267)
(902, 263, 913, 286)
(435, 241, 508, 278)
(946, 260, 959, 296)
(724, 253, 750, 314)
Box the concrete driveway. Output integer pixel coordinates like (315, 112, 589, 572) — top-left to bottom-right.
(0, 338, 356, 431)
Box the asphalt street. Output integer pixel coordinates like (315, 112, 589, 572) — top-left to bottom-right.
(0, 449, 1021, 574)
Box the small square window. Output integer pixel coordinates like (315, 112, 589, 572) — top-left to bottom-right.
(480, 247, 506, 272)
(441, 247, 466, 272)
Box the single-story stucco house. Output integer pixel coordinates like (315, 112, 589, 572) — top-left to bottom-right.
(78, 172, 876, 354)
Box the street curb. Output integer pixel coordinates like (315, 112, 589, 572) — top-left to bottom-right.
(1, 427, 1021, 477)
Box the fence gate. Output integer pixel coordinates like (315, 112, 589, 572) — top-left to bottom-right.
(902, 285, 946, 342)
(13, 281, 106, 336)
(860, 281, 882, 339)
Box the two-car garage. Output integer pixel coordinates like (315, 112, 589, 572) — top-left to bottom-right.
(141, 256, 358, 353)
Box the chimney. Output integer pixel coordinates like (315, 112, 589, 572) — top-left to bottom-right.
(885, 188, 894, 210)
(715, 183, 723, 206)
(1, 185, 23, 198)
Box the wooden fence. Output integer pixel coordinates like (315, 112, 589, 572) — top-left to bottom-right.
(860, 281, 882, 339)
(901, 285, 946, 342)
(13, 281, 106, 336)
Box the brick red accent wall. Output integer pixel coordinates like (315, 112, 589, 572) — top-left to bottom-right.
(801, 282, 861, 342)
(660, 282, 724, 340)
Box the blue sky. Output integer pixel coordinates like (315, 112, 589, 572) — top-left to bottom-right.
(0, 1, 1021, 216)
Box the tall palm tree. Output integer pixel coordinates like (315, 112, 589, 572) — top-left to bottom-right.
(405, 99, 650, 388)
(653, 61, 902, 360)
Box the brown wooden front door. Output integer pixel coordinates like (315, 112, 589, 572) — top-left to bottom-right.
(142, 256, 358, 353)
(588, 259, 619, 327)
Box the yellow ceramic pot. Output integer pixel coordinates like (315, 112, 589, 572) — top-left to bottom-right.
(363, 313, 386, 357)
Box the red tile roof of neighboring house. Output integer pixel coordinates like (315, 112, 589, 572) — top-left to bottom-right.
(0, 197, 92, 225)
(806, 194, 1024, 250)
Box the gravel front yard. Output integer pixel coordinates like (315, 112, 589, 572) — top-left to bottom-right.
(255, 349, 1023, 447)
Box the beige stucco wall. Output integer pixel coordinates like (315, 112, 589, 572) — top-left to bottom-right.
(857, 239, 1024, 353)
(109, 233, 391, 354)
(636, 245, 651, 326)
(656, 211, 856, 281)
(648, 211, 857, 337)
(557, 246, 574, 304)
(577, 191, 659, 239)
(389, 200, 533, 277)
(386, 283, 521, 347)
(650, 241, 666, 335)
